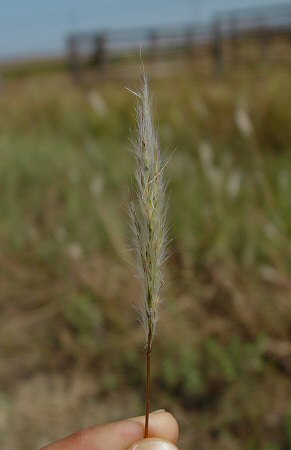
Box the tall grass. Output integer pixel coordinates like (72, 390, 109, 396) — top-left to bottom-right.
(129, 73, 169, 437)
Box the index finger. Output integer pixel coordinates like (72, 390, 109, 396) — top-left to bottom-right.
(41, 410, 179, 450)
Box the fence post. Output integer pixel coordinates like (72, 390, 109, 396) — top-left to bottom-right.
(212, 18, 223, 76)
(230, 15, 240, 67)
(148, 30, 159, 60)
(185, 27, 195, 58)
(93, 33, 107, 71)
(67, 35, 80, 80)
(258, 16, 269, 62)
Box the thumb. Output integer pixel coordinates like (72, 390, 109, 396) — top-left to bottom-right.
(126, 437, 179, 449)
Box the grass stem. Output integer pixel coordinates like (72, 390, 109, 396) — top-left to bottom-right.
(144, 329, 152, 438)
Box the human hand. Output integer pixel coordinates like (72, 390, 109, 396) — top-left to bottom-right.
(40, 410, 179, 449)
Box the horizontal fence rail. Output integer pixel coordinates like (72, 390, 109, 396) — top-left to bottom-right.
(67, 3, 291, 80)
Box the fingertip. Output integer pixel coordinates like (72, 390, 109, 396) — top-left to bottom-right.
(131, 411, 179, 444)
(126, 437, 179, 450)
(151, 411, 179, 444)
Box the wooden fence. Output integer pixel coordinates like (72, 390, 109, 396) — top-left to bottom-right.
(67, 3, 291, 79)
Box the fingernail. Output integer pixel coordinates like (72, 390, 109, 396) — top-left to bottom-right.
(151, 409, 166, 415)
(131, 438, 178, 449)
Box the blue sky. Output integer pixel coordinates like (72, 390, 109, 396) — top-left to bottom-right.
(0, 0, 287, 58)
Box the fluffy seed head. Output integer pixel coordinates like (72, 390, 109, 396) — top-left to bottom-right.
(129, 73, 169, 347)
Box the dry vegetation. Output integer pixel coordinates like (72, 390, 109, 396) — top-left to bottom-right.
(0, 67, 291, 450)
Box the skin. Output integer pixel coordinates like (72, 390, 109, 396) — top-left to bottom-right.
(40, 411, 179, 450)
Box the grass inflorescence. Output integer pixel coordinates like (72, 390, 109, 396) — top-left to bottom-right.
(128, 72, 169, 437)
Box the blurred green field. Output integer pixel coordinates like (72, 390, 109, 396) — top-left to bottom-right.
(0, 67, 291, 450)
